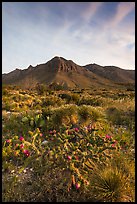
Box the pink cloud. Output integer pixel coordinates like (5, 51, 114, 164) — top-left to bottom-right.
(111, 2, 135, 27)
(82, 2, 103, 22)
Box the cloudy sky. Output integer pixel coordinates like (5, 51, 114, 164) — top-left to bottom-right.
(2, 2, 135, 73)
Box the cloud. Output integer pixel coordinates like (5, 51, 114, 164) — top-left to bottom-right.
(109, 2, 135, 27)
(2, 2, 135, 73)
(81, 2, 103, 22)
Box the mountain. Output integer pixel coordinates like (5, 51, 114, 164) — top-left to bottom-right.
(2, 56, 135, 89)
(84, 63, 135, 84)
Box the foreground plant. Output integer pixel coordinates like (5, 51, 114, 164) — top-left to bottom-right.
(89, 154, 135, 202)
(2, 124, 134, 202)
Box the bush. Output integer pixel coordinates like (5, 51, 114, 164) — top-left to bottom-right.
(2, 86, 135, 202)
(3, 126, 124, 202)
(89, 153, 135, 202)
(79, 96, 103, 106)
(71, 93, 80, 104)
(51, 105, 78, 128)
(105, 107, 135, 130)
(58, 93, 72, 103)
(35, 83, 47, 95)
(42, 96, 64, 107)
(78, 105, 102, 125)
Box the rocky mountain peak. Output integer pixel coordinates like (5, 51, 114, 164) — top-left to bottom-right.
(45, 56, 81, 73)
(2, 56, 135, 89)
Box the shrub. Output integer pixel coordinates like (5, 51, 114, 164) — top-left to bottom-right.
(89, 154, 135, 202)
(51, 105, 78, 128)
(2, 86, 135, 202)
(71, 93, 80, 104)
(78, 105, 102, 125)
(35, 83, 47, 95)
(105, 107, 135, 130)
(3, 126, 122, 202)
(58, 93, 72, 103)
(42, 96, 64, 107)
(79, 96, 103, 106)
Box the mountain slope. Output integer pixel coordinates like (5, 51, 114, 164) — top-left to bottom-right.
(2, 56, 135, 89)
(84, 63, 135, 84)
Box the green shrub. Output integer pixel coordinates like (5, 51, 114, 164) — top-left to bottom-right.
(78, 105, 102, 125)
(51, 104, 78, 128)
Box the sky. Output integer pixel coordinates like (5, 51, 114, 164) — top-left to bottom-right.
(2, 2, 135, 73)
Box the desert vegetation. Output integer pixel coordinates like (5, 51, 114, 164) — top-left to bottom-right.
(2, 84, 135, 202)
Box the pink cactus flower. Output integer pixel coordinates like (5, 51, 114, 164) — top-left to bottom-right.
(23, 149, 30, 157)
(75, 183, 81, 189)
(84, 126, 88, 132)
(111, 143, 115, 147)
(106, 135, 112, 139)
(6, 139, 11, 143)
(111, 140, 117, 147)
(19, 136, 24, 141)
(15, 143, 19, 147)
(74, 127, 79, 132)
(20, 144, 24, 149)
(49, 130, 53, 134)
(39, 133, 43, 137)
(67, 155, 72, 160)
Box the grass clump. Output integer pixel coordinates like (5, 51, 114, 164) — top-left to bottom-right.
(89, 153, 135, 202)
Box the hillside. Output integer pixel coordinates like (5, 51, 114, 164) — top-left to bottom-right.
(84, 63, 135, 84)
(2, 56, 135, 89)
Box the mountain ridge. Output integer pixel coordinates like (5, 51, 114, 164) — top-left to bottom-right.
(2, 56, 135, 89)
